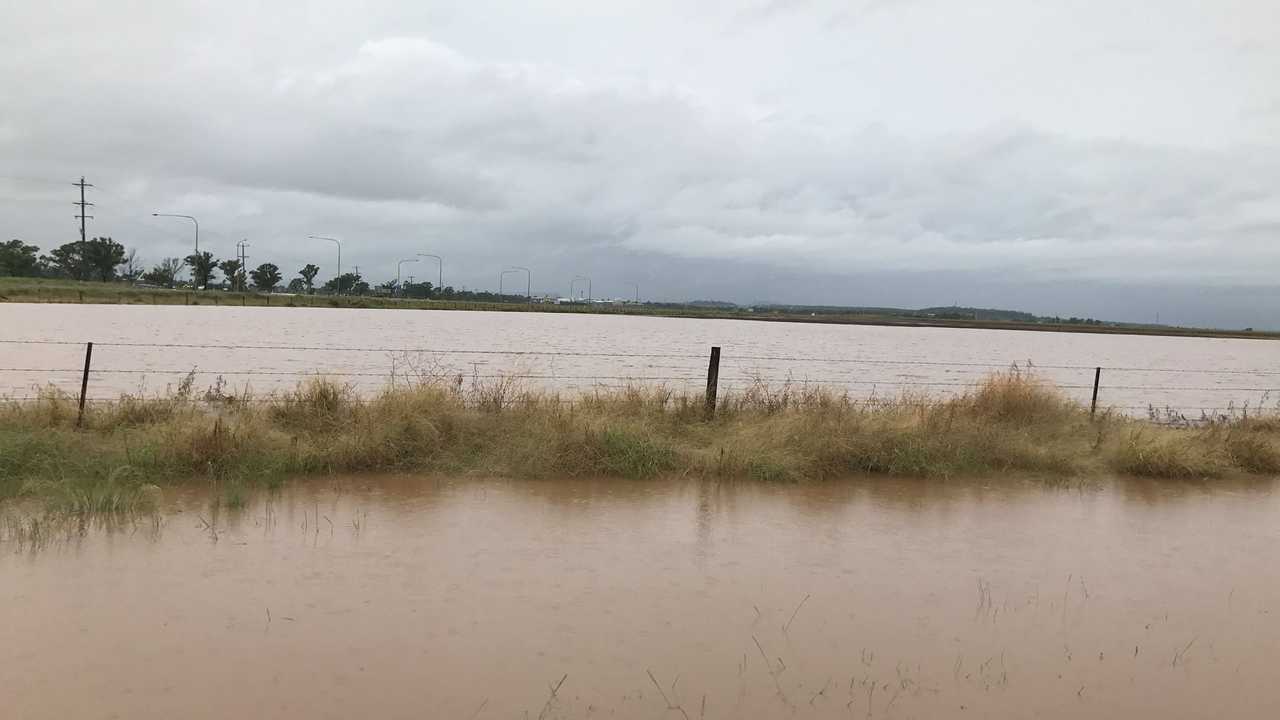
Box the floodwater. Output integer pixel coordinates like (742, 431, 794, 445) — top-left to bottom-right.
(3, 476, 1279, 719)
(1, 303, 1278, 414)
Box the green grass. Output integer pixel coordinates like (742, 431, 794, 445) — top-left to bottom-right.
(2, 373, 1278, 520)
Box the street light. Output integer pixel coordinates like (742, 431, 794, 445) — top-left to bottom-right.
(507, 266, 531, 303)
(627, 282, 639, 304)
(397, 258, 420, 296)
(308, 235, 342, 294)
(152, 213, 199, 254)
(571, 275, 592, 303)
(417, 253, 443, 292)
(499, 269, 520, 296)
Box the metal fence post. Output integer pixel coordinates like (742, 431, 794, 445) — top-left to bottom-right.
(1090, 366, 1101, 416)
(705, 346, 721, 418)
(77, 342, 93, 428)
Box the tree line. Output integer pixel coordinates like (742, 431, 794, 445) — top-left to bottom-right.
(1, 237, 369, 293)
(2, 237, 520, 302)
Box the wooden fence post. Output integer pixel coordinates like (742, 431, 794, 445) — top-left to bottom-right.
(77, 342, 93, 428)
(705, 346, 721, 418)
(1090, 367, 1101, 416)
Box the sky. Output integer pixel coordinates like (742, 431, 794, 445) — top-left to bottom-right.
(1, 0, 1278, 327)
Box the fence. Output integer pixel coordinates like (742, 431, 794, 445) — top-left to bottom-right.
(3, 337, 1279, 425)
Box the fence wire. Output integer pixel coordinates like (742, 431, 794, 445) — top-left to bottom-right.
(2, 338, 1279, 418)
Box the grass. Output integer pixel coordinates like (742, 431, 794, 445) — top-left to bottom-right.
(1, 372, 1277, 517)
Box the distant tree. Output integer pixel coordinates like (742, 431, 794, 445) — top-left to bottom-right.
(141, 258, 182, 288)
(184, 251, 218, 288)
(120, 247, 143, 282)
(249, 262, 281, 291)
(43, 241, 92, 280)
(83, 237, 127, 281)
(286, 277, 306, 293)
(299, 263, 320, 293)
(352, 280, 370, 295)
(0, 239, 40, 277)
(218, 259, 243, 291)
(402, 281, 434, 299)
(322, 272, 362, 294)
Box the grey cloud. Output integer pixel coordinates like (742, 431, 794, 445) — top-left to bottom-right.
(2, 1, 1278, 325)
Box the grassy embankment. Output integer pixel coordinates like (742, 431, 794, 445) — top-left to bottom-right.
(2, 373, 1278, 516)
(2, 276, 1275, 339)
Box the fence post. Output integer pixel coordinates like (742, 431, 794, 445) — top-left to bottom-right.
(76, 342, 93, 428)
(705, 346, 721, 418)
(1090, 366, 1101, 416)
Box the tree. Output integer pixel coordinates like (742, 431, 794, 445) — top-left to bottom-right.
(0, 239, 40, 277)
(141, 258, 182, 288)
(402, 281, 434, 299)
(286, 278, 306, 293)
(44, 242, 92, 280)
(299, 263, 320, 293)
(83, 237, 127, 281)
(121, 248, 143, 282)
(249, 262, 281, 291)
(218, 259, 243, 291)
(184, 251, 218, 288)
(322, 272, 362, 294)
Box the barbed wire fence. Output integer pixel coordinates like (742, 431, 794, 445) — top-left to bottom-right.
(1, 339, 1278, 425)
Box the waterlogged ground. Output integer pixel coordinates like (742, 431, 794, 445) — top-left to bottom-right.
(3, 476, 1280, 719)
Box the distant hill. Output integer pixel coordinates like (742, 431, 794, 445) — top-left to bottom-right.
(917, 306, 1038, 322)
(748, 303, 1104, 325)
(684, 299, 739, 309)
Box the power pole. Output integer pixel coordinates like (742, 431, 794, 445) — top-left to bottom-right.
(73, 177, 94, 242)
(236, 240, 250, 291)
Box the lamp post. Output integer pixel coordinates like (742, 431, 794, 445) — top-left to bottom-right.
(417, 253, 443, 294)
(152, 213, 199, 254)
(397, 258, 420, 296)
(499, 269, 520, 296)
(571, 275, 592, 303)
(507, 266, 531, 304)
(308, 235, 342, 294)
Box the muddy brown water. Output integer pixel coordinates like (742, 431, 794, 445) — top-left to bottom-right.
(3, 476, 1279, 719)
(3, 303, 1279, 414)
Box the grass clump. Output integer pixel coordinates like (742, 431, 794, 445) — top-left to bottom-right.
(1, 371, 1277, 517)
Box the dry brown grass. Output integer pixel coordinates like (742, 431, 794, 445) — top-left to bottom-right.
(2, 372, 1277, 512)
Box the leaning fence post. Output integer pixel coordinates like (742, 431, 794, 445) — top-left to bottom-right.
(77, 341, 93, 428)
(705, 346, 721, 418)
(1090, 366, 1101, 416)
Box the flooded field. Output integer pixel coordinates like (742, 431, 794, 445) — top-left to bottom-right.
(3, 476, 1279, 719)
(2, 303, 1279, 414)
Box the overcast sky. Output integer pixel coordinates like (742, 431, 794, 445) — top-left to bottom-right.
(2, 0, 1278, 326)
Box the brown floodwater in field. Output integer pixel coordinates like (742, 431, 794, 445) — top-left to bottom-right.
(3, 476, 1280, 719)
(2, 303, 1279, 415)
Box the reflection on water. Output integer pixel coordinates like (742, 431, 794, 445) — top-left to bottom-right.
(3, 475, 1280, 719)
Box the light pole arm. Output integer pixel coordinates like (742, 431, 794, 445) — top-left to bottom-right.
(309, 235, 342, 294)
(418, 253, 443, 291)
